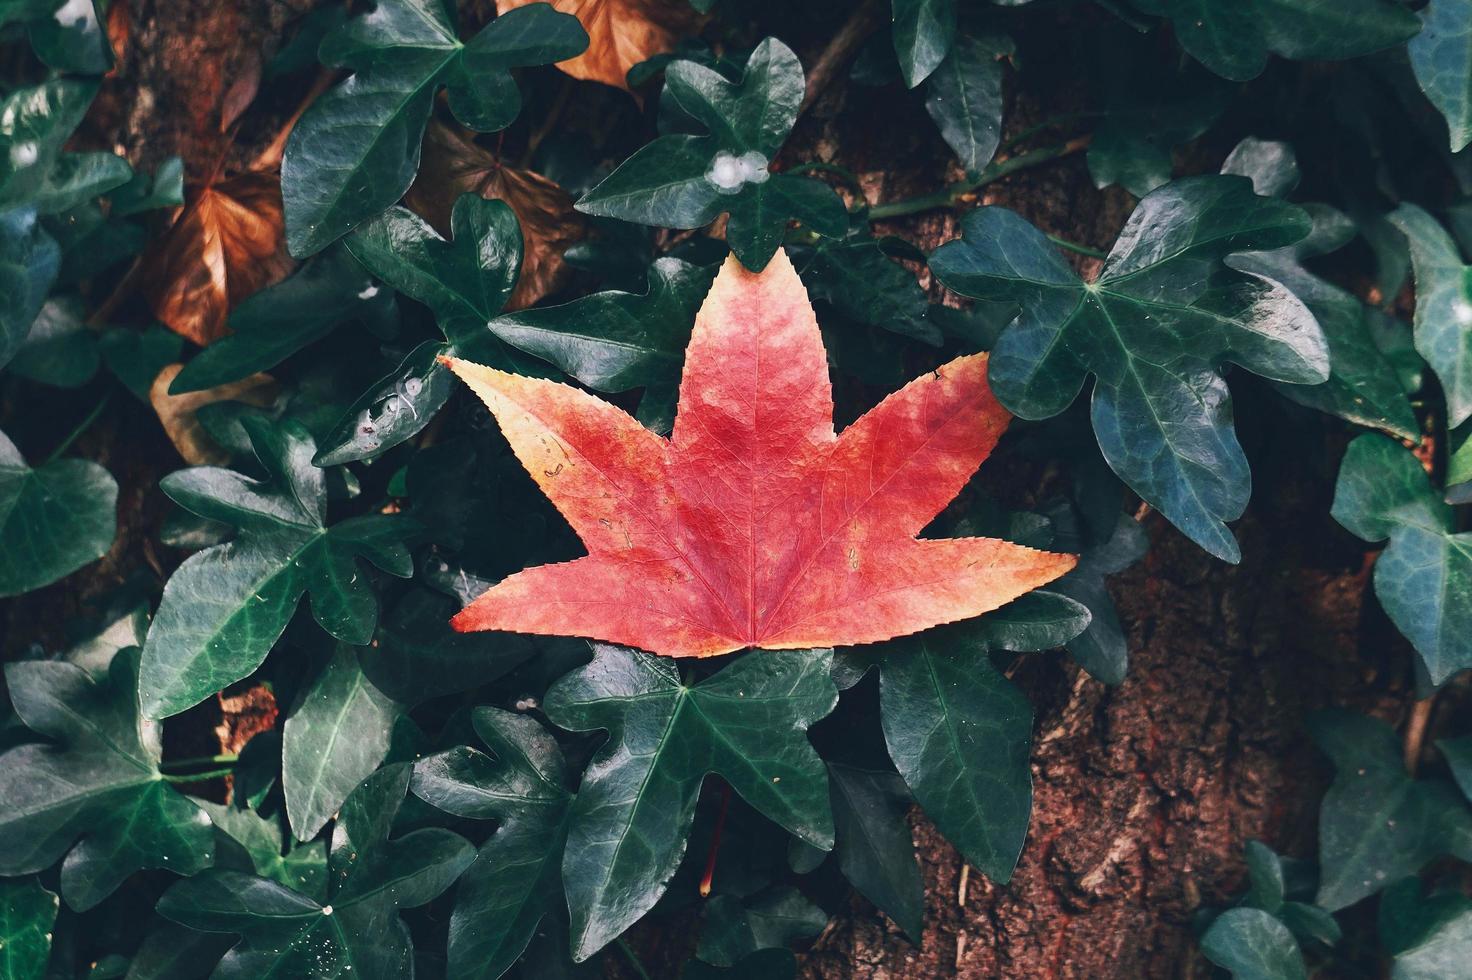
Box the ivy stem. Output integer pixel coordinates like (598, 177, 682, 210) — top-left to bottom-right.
(1047, 233, 1107, 259)
(161, 767, 237, 784)
(615, 939, 653, 980)
(45, 389, 114, 465)
(867, 135, 1092, 220)
(162, 753, 240, 771)
(698, 780, 733, 898)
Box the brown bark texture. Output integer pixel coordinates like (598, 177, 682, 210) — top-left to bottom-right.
(0, 2, 1453, 979)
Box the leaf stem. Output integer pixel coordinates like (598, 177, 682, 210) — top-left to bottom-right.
(1046, 233, 1107, 259)
(867, 135, 1092, 221)
(161, 766, 237, 784)
(615, 939, 654, 980)
(45, 389, 114, 465)
(698, 780, 733, 898)
(162, 752, 240, 771)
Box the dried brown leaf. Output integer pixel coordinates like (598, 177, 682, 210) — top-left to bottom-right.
(149, 363, 279, 465)
(141, 172, 293, 346)
(495, 0, 701, 91)
(406, 123, 585, 309)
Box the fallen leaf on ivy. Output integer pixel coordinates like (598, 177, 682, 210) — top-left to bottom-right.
(148, 362, 279, 465)
(495, 0, 701, 90)
(405, 123, 584, 309)
(141, 172, 293, 346)
(445, 249, 1075, 657)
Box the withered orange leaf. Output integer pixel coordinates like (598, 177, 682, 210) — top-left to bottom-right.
(406, 123, 584, 310)
(445, 250, 1076, 658)
(149, 363, 278, 465)
(142, 172, 293, 346)
(495, 0, 701, 91)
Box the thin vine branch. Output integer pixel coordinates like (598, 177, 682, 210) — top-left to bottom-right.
(867, 135, 1092, 220)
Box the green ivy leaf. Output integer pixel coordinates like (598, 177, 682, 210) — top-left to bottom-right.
(28, 0, 112, 75)
(172, 247, 395, 393)
(578, 39, 846, 272)
(139, 418, 414, 718)
(924, 33, 1012, 178)
(1043, 505, 1149, 685)
(1409, 0, 1472, 153)
(1308, 710, 1472, 911)
(1200, 907, 1307, 980)
(0, 428, 116, 598)
(828, 764, 924, 941)
(0, 0, 59, 28)
(284, 644, 403, 842)
(877, 604, 1084, 883)
(1126, 0, 1420, 82)
(366, 587, 538, 703)
(544, 644, 837, 961)
(1221, 141, 1419, 440)
(1388, 203, 1472, 428)
(0, 877, 57, 980)
(0, 79, 113, 212)
(892, 0, 956, 88)
(696, 886, 827, 967)
(8, 296, 99, 388)
(0, 648, 214, 911)
(798, 239, 938, 345)
(1440, 734, 1472, 802)
(156, 765, 475, 980)
(411, 708, 573, 980)
(200, 801, 328, 900)
(1332, 434, 1472, 685)
(930, 175, 1326, 562)
(99, 325, 184, 402)
(1382, 879, 1472, 980)
(0, 208, 60, 370)
(282, 1, 588, 256)
(488, 257, 716, 392)
(319, 195, 528, 465)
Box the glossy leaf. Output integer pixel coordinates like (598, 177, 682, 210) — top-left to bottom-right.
(1308, 710, 1472, 911)
(0, 79, 105, 211)
(828, 764, 924, 941)
(1200, 908, 1307, 980)
(1127, 0, 1420, 82)
(139, 418, 414, 718)
(0, 648, 214, 910)
(282, 1, 588, 256)
(283, 644, 402, 841)
(1088, 57, 1230, 197)
(411, 709, 573, 980)
(201, 802, 328, 899)
(697, 886, 827, 967)
(1332, 434, 1472, 685)
(798, 239, 938, 344)
(495, 0, 702, 91)
(892, 0, 955, 88)
(0, 877, 57, 980)
(1409, 0, 1472, 153)
(446, 251, 1075, 655)
(9, 296, 98, 388)
(0, 428, 116, 598)
(1388, 204, 1472, 427)
(0, 208, 60, 370)
(1384, 881, 1472, 980)
(924, 33, 1011, 177)
(930, 175, 1327, 562)
(156, 765, 474, 980)
(578, 39, 847, 271)
(1044, 505, 1149, 685)
(544, 644, 837, 960)
(488, 256, 716, 392)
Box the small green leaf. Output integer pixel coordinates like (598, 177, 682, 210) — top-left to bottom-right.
(172, 247, 395, 393)
(930, 175, 1325, 562)
(545, 644, 837, 961)
(8, 296, 99, 388)
(828, 763, 924, 941)
(282, 1, 587, 256)
(99, 325, 184, 401)
(799, 240, 938, 345)
(0, 877, 58, 980)
(412, 709, 573, 980)
(490, 257, 715, 392)
(367, 587, 537, 703)
(1200, 907, 1307, 980)
(892, 0, 955, 88)
(1332, 434, 1472, 685)
(0, 428, 116, 598)
(1127, 0, 1420, 82)
(139, 418, 414, 718)
(156, 765, 474, 980)
(0, 208, 60, 370)
(1308, 710, 1472, 910)
(0, 648, 214, 911)
(1089, 56, 1230, 197)
(1409, 0, 1472, 153)
(0, 0, 59, 28)
(28, 0, 111, 74)
(0, 79, 98, 209)
(924, 34, 1012, 178)
(284, 644, 402, 841)
(1382, 879, 1472, 979)
(200, 802, 328, 899)
(578, 39, 845, 271)
(1045, 506, 1149, 685)
(697, 886, 827, 967)
(1388, 204, 1472, 428)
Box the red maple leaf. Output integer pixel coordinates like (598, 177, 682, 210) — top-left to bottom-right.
(444, 251, 1076, 657)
